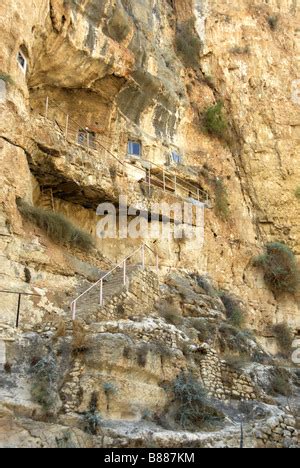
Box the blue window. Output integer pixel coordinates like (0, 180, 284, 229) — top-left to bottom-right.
(171, 151, 182, 165)
(128, 141, 141, 157)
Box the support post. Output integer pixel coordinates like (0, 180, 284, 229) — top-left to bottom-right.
(45, 96, 49, 119)
(148, 167, 151, 196)
(15, 293, 21, 328)
(123, 260, 127, 285)
(142, 245, 145, 270)
(71, 301, 76, 321)
(65, 114, 69, 139)
(100, 280, 103, 307)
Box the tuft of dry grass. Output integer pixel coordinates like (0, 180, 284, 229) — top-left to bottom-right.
(17, 198, 94, 251)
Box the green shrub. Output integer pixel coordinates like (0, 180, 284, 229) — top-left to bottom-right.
(172, 372, 224, 430)
(0, 72, 14, 84)
(220, 293, 245, 328)
(175, 19, 203, 69)
(203, 102, 228, 139)
(103, 382, 117, 412)
(30, 355, 58, 411)
(214, 179, 230, 221)
(254, 242, 300, 294)
(83, 392, 102, 435)
(268, 16, 279, 31)
(295, 187, 300, 199)
(272, 323, 294, 357)
(17, 198, 94, 251)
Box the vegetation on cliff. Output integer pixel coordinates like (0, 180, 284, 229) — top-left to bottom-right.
(175, 19, 203, 69)
(254, 242, 300, 295)
(17, 199, 94, 251)
(204, 102, 228, 140)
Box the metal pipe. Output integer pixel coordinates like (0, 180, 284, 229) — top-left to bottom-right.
(15, 293, 21, 328)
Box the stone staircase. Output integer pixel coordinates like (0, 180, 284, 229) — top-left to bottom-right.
(72, 265, 137, 322)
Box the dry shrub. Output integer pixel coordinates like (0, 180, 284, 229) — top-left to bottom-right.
(272, 323, 294, 357)
(159, 302, 183, 326)
(72, 320, 89, 353)
(254, 242, 300, 295)
(17, 198, 94, 251)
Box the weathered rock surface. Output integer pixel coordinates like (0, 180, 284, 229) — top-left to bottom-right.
(0, 0, 299, 448)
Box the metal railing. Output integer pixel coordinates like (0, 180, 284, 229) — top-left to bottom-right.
(0, 290, 41, 328)
(70, 244, 158, 320)
(41, 97, 209, 204)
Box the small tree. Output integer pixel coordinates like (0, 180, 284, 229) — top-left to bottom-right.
(204, 102, 228, 139)
(83, 392, 102, 435)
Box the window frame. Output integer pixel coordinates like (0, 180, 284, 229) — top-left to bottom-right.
(77, 129, 96, 148)
(17, 50, 27, 74)
(170, 151, 182, 165)
(127, 140, 142, 158)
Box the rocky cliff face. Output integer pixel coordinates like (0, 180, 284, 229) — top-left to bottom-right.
(0, 0, 299, 448)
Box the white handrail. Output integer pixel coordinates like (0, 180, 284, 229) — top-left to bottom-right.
(71, 244, 158, 320)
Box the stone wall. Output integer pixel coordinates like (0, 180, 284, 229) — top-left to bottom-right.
(198, 344, 259, 401)
(255, 414, 299, 449)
